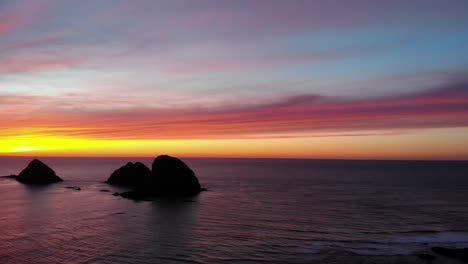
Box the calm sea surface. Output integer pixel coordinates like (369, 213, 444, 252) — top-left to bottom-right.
(0, 157, 467, 263)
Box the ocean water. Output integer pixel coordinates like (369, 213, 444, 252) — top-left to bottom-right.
(0, 157, 467, 263)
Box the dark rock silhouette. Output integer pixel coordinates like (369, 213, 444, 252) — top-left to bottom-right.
(16, 159, 63, 184)
(432, 247, 468, 262)
(119, 155, 204, 199)
(106, 162, 150, 186)
(120, 191, 151, 200)
(99, 189, 110, 192)
(417, 253, 436, 261)
(150, 155, 202, 195)
(65, 186, 81, 191)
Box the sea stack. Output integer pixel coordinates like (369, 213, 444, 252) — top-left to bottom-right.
(150, 155, 203, 195)
(16, 159, 63, 184)
(119, 155, 204, 199)
(106, 162, 151, 186)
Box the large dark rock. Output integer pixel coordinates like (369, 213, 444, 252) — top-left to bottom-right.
(106, 162, 150, 186)
(120, 155, 204, 199)
(16, 159, 63, 184)
(150, 155, 202, 195)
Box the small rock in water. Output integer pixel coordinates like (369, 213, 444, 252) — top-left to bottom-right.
(65, 186, 81, 191)
(417, 253, 436, 261)
(99, 189, 110, 192)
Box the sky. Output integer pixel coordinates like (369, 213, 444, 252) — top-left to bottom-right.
(1, 0, 468, 159)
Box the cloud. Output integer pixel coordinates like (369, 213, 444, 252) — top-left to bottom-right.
(0, 36, 58, 53)
(152, 1, 468, 39)
(159, 47, 378, 73)
(1, 0, 466, 76)
(1, 80, 467, 140)
(0, 56, 87, 73)
(0, 2, 90, 74)
(0, 0, 45, 36)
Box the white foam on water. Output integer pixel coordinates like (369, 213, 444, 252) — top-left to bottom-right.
(390, 231, 468, 244)
(309, 231, 468, 256)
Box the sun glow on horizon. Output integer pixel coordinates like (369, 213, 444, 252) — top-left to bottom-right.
(1, 127, 467, 160)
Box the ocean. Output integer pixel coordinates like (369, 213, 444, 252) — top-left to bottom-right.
(0, 157, 467, 263)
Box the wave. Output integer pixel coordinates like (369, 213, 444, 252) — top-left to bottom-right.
(338, 228, 468, 235)
(389, 230, 468, 244)
(308, 230, 468, 256)
(309, 230, 468, 245)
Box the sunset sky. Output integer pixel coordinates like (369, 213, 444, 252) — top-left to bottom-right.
(1, 0, 468, 159)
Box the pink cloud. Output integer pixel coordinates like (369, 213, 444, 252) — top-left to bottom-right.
(0, 1, 46, 36)
(2, 81, 468, 140)
(0, 56, 87, 73)
(0, 36, 58, 53)
(0, 2, 86, 74)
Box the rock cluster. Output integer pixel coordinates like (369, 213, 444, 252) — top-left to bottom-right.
(1, 155, 205, 200)
(108, 155, 204, 199)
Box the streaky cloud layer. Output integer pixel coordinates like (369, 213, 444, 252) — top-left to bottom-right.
(1, 81, 467, 139)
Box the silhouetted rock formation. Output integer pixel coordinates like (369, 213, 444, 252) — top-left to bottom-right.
(432, 247, 468, 262)
(119, 155, 204, 199)
(16, 159, 63, 184)
(106, 162, 150, 186)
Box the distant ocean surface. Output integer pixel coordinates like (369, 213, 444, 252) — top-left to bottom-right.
(1, 157, 467, 263)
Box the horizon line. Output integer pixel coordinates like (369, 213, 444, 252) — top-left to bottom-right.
(1, 154, 467, 162)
